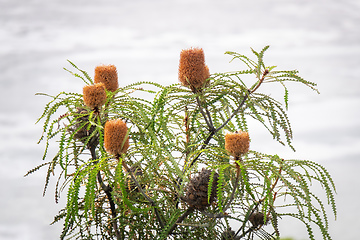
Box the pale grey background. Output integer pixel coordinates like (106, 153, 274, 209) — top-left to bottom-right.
(1, 0, 359, 239)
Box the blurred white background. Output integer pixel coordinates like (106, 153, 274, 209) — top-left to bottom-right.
(1, 0, 359, 239)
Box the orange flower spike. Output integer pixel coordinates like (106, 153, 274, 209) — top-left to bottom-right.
(94, 64, 119, 92)
(178, 48, 209, 91)
(104, 119, 130, 157)
(225, 131, 250, 158)
(83, 83, 107, 109)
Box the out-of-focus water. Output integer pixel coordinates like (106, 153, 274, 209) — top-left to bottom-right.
(1, 0, 359, 239)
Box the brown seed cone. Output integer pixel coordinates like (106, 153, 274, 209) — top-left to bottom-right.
(68, 108, 98, 146)
(104, 119, 129, 156)
(83, 83, 107, 109)
(225, 131, 250, 158)
(249, 211, 269, 228)
(178, 48, 210, 91)
(94, 64, 119, 92)
(182, 168, 219, 210)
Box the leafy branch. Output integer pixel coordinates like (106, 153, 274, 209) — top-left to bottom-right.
(28, 46, 335, 240)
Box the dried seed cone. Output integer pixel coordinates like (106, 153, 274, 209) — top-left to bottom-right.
(104, 119, 129, 156)
(94, 64, 119, 92)
(68, 108, 98, 146)
(72, 108, 91, 140)
(83, 83, 107, 109)
(178, 48, 210, 91)
(225, 131, 250, 157)
(249, 211, 269, 228)
(183, 168, 219, 210)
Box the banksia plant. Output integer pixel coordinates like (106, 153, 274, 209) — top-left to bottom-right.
(83, 83, 107, 110)
(104, 119, 129, 157)
(178, 47, 210, 91)
(225, 131, 250, 159)
(183, 168, 219, 210)
(94, 64, 119, 92)
(31, 46, 336, 240)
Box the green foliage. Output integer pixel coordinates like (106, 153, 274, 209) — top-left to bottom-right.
(29, 46, 336, 240)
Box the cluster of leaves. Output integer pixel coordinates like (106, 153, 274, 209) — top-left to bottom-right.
(27, 46, 336, 240)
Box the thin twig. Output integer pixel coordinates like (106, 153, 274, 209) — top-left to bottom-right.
(205, 107, 214, 128)
(96, 171, 109, 191)
(104, 187, 122, 240)
(224, 160, 242, 211)
(258, 163, 282, 203)
(215, 91, 249, 133)
(199, 210, 228, 219)
(184, 106, 190, 158)
(196, 96, 214, 131)
(235, 203, 260, 238)
(238, 226, 257, 239)
(250, 69, 269, 94)
(121, 160, 165, 229)
(168, 207, 194, 235)
(186, 130, 216, 171)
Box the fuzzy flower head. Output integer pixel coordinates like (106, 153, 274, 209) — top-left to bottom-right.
(104, 119, 129, 156)
(178, 47, 210, 91)
(94, 64, 119, 92)
(83, 83, 107, 109)
(225, 131, 250, 158)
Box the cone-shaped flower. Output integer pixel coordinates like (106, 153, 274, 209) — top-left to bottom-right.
(178, 47, 210, 91)
(104, 119, 129, 156)
(94, 64, 119, 92)
(225, 131, 250, 158)
(83, 83, 107, 109)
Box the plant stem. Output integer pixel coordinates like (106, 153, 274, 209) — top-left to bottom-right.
(259, 164, 282, 203)
(234, 203, 260, 238)
(89, 145, 121, 240)
(184, 106, 190, 158)
(214, 91, 249, 133)
(250, 69, 269, 94)
(168, 207, 194, 235)
(224, 160, 242, 211)
(196, 95, 214, 132)
(237, 226, 257, 239)
(104, 186, 122, 240)
(121, 160, 165, 229)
